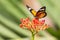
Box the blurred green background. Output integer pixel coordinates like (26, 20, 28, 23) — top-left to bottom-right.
(0, 0, 60, 40)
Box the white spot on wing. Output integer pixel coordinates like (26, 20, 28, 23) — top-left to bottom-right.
(28, 8, 31, 10)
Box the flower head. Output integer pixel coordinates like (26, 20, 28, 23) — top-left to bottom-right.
(20, 17, 48, 33)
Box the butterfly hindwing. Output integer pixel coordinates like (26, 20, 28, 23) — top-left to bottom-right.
(36, 6, 47, 18)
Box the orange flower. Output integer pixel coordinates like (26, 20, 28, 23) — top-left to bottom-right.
(20, 17, 48, 33)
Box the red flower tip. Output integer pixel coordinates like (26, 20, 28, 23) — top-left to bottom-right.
(20, 24, 23, 28)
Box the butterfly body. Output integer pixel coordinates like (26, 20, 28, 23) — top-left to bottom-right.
(26, 5, 47, 19)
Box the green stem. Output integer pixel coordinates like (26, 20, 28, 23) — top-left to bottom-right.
(32, 32, 35, 40)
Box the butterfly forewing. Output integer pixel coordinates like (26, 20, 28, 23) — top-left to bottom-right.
(26, 5, 37, 16)
(40, 6, 46, 11)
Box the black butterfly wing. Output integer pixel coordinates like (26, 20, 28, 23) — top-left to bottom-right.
(40, 6, 46, 11)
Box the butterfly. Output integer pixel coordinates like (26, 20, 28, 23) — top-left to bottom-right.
(26, 5, 47, 19)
